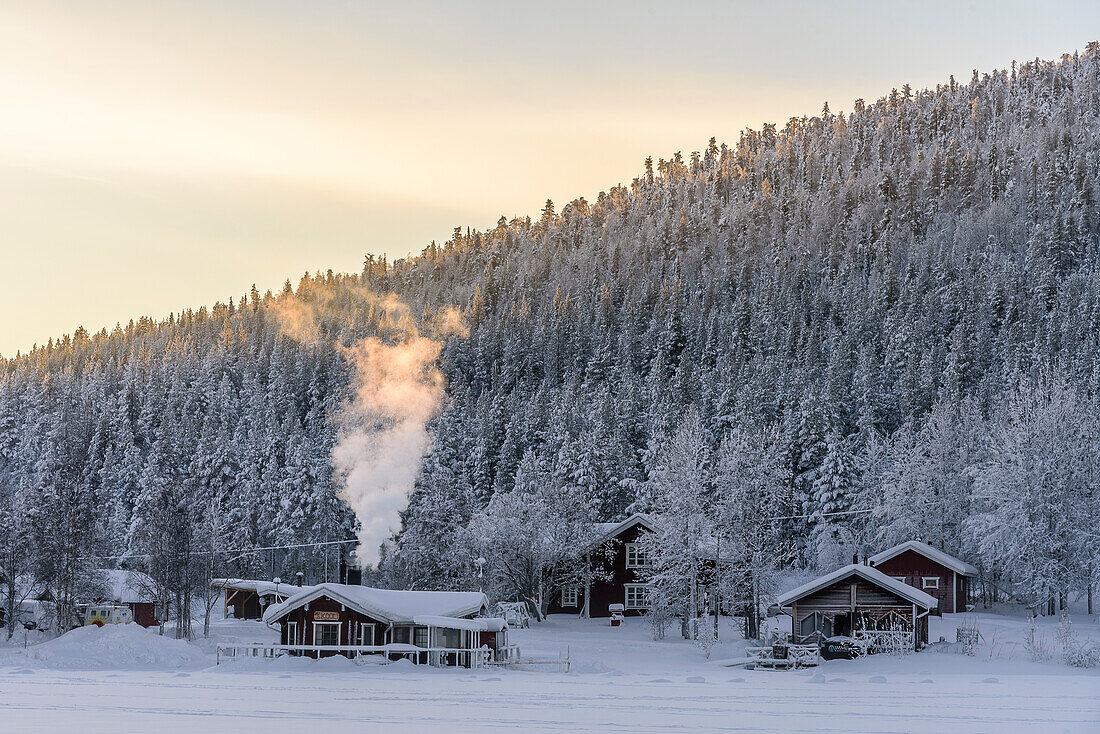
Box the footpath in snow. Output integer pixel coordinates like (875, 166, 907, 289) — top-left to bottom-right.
(0, 613, 1097, 733)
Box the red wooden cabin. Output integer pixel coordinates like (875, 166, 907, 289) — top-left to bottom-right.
(868, 541, 978, 614)
(262, 583, 499, 666)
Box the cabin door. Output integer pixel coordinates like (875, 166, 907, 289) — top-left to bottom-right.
(358, 623, 376, 646)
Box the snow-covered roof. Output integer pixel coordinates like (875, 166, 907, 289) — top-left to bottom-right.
(776, 563, 938, 609)
(582, 513, 659, 551)
(412, 615, 507, 632)
(0, 574, 50, 604)
(213, 578, 317, 598)
(94, 569, 156, 604)
(868, 541, 978, 577)
(262, 583, 488, 625)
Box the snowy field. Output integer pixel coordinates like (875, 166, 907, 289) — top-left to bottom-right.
(1, 613, 1097, 733)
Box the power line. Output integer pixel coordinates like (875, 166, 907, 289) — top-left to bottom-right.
(80, 509, 874, 561)
(81, 537, 359, 562)
(768, 508, 874, 522)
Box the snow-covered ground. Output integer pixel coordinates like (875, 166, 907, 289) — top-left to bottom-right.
(1, 613, 1097, 733)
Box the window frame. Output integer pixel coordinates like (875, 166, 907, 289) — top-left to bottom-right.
(413, 626, 430, 648)
(287, 620, 298, 645)
(624, 583, 649, 610)
(921, 576, 940, 589)
(890, 576, 908, 585)
(561, 588, 579, 607)
(625, 543, 650, 569)
(313, 621, 340, 647)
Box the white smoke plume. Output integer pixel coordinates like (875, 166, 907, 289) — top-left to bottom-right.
(333, 334, 444, 567)
(272, 283, 464, 567)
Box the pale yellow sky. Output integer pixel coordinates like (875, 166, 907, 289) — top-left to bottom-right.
(0, 0, 1095, 356)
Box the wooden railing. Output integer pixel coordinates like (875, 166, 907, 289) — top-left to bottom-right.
(484, 644, 570, 672)
(852, 629, 913, 654)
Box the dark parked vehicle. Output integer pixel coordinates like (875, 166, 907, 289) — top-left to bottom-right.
(820, 636, 864, 660)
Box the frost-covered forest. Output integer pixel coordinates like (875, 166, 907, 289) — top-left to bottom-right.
(2, 46, 1100, 632)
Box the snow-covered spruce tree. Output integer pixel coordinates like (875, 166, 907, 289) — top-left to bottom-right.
(810, 431, 858, 570)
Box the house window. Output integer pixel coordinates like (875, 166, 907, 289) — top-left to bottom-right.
(413, 627, 430, 648)
(287, 621, 298, 645)
(890, 576, 907, 585)
(799, 612, 833, 639)
(922, 577, 940, 589)
(624, 584, 649, 609)
(561, 588, 579, 607)
(625, 543, 650, 569)
(313, 622, 339, 647)
(358, 623, 375, 646)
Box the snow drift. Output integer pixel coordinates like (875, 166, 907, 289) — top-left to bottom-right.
(0, 624, 208, 671)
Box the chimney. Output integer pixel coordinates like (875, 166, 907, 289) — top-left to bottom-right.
(295, 571, 304, 587)
(852, 553, 859, 565)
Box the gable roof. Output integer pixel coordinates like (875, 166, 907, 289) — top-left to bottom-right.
(868, 541, 978, 577)
(262, 583, 488, 625)
(776, 563, 938, 609)
(94, 569, 156, 604)
(582, 513, 658, 552)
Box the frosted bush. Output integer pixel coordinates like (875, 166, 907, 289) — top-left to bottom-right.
(1057, 613, 1100, 669)
(1022, 617, 1051, 662)
(694, 617, 716, 659)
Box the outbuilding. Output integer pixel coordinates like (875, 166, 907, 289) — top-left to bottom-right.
(777, 563, 938, 651)
(93, 569, 161, 627)
(868, 540, 978, 614)
(215, 578, 315, 620)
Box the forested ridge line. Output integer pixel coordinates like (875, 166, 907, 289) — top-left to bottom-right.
(2, 46, 1099, 626)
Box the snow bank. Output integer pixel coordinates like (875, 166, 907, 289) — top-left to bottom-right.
(0, 624, 208, 671)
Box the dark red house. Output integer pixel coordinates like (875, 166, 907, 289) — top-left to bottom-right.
(548, 513, 658, 618)
(262, 583, 498, 666)
(777, 563, 939, 650)
(868, 541, 978, 614)
(94, 569, 160, 627)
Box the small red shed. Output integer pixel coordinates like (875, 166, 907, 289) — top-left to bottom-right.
(93, 569, 160, 627)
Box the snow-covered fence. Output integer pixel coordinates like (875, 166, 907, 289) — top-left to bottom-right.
(853, 629, 912, 655)
(215, 642, 492, 668)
